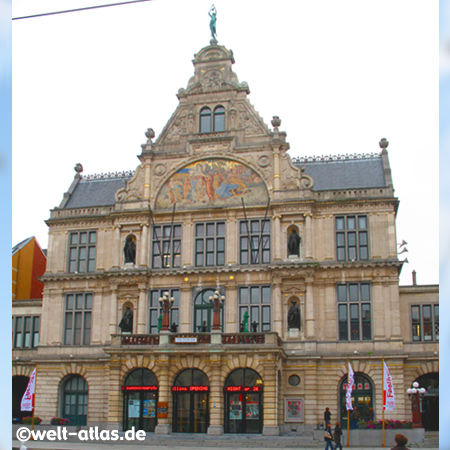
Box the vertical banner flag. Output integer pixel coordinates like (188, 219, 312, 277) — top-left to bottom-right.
(21, 368, 36, 411)
(346, 362, 354, 410)
(383, 361, 395, 411)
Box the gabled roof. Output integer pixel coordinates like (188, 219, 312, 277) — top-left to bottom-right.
(293, 154, 387, 191)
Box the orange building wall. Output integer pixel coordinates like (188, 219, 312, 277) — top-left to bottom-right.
(12, 238, 46, 300)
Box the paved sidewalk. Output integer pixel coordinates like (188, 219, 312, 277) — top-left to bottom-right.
(10, 443, 440, 450)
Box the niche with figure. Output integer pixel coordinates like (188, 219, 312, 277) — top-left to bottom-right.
(287, 297, 301, 331)
(287, 225, 301, 258)
(119, 301, 134, 333)
(123, 234, 137, 265)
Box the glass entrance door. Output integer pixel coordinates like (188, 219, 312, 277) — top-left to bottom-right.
(225, 390, 262, 433)
(173, 391, 209, 433)
(123, 391, 157, 432)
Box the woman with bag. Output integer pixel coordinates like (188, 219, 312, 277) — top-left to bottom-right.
(333, 422, 343, 450)
(324, 423, 334, 450)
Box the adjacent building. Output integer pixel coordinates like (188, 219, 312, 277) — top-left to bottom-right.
(12, 38, 438, 434)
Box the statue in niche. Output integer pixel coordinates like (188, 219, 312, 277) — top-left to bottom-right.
(119, 306, 133, 333)
(287, 229, 301, 257)
(288, 301, 301, 330)
(124, 236, 136, 264)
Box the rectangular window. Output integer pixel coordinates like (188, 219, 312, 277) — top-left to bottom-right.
(12, 316, 40, 349)
(64, 293, 93, 345)
(68, 231, 97, 273)
(336, 283, 371, 341)
(335, 215, 369, 261)
(238, 286, 271, 332)
(148, 289, 180, 334)
(151, 224, 181, 268)
(411, 304, 439, 342)
(195, 221, 225, 267)
(239, 219, 271, 265)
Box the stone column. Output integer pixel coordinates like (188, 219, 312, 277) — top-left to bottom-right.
(207, 358, 224, 435)
(179, 286, 192, 333)
(137, 284, 147, 334)
(272, 280, 283, 337)
(304, 214, 313, 259)
(273, 215, 282, 261)
(107, 356, 122, 430)
(113, 225, 121, 268)
(143, 164, 151, 200)
(140, 224, 148, 267)
(273, 147, 281, 191)
(155, 356, 171, 434)
(227, 216, 238, 265)
(262, 358, 279, 436)
(305, 278, 315, 339)
(109, 285, 118, 337)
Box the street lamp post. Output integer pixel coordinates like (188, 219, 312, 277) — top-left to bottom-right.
(406, 381, 426, 428)
(159, 292, 174, 332)
(209, 290, 225, 331)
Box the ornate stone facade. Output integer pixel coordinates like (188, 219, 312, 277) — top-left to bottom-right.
(12, 40, 438, 435)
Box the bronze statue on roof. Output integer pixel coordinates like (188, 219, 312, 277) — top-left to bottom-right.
(209, 5, 217, 41)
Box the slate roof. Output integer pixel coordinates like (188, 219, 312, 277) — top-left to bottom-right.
(60, 156, 387, 209)
(293, 155, 387, 191)
(63, 176, 131, 209)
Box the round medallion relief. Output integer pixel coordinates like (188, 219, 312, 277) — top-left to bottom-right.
(258, 155, 270, 168)
(288, 374, 301, 387)
(154, 163, 166, 176)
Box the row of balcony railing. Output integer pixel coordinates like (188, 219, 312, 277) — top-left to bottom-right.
(115, 332, 281, 347)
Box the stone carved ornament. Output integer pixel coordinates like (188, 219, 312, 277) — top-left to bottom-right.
(115, 165, 145, 202)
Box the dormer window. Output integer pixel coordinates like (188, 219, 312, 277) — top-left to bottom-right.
(200, 107, 212, 133)
(213, 106, 225, 131)
(199, 106, 225, 133)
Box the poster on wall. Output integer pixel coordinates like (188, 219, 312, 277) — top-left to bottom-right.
(229, 400, 242, 420)
(143, 399, 156, 418)
(128, 399, 140, 418)
(285, 398, 304, 422)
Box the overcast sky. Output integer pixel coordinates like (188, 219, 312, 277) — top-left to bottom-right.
(12, 0, 438, 286)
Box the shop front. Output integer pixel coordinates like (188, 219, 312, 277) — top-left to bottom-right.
(122, 368, 158, 432)
(224, 368, 263, 434)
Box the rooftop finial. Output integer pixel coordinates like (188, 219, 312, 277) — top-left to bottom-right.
(209, 5, 217, 45)
(379, 137, 389, 149)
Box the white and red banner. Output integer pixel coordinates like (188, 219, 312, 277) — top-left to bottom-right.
(383, 361, 395, 411)
(346, 362, 354, 410)
(21, 368, 36, 411)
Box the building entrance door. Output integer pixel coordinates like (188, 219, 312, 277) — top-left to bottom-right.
(122, 369, 158, 432)
(172, 369, 210, 433)
(173, 390, 209, 433)
(224, 368, 263, 434)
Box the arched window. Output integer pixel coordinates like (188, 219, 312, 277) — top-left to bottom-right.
(200, 107, 212, 133)
(194, 288, 224, 332)
(213, 106, 225, 132)
(61, 375, 88, 426)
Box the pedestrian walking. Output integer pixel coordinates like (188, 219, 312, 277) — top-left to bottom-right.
(324, 423, 334, 450)
(333, 421, 343, 450)
(324, 407, 332, 425)
(390, 433, 411, 450)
